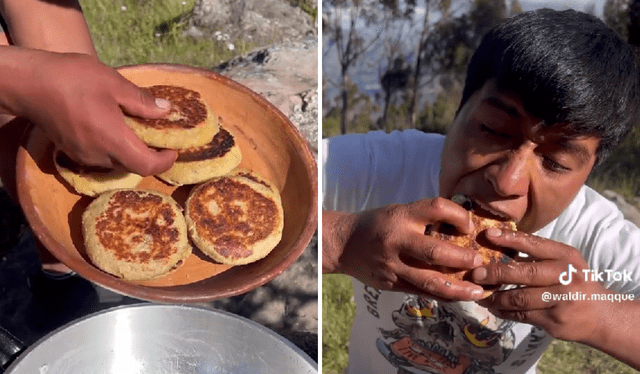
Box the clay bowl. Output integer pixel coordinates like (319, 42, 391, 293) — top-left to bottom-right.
(16, 64, 317, 302)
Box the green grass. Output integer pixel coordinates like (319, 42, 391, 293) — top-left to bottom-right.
(322, 274, 639, 374)
(323, 274, 355, 374)
(538, 340, 639, 374)
(82, 0, 257, 68)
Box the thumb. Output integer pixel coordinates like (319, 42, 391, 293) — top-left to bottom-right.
(113, 125, 178, 176)
(116, 77, 171, 119)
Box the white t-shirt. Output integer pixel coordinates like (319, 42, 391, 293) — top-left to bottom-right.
(323, 130, 640, 374)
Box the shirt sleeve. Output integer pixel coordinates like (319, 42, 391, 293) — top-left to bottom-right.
(322, 130, 444, 213)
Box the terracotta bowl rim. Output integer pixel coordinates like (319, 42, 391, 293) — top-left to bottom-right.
(16, 63, 318, 302)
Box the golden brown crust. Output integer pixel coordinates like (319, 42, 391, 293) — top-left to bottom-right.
(426, 198, 517, 287)
(186, 172, 283, 265)
(137, 85, 207, 130)
(83, 189, 191, 280)
(174, 127, 235, 162)
(155, 126, 242, 186)
(124, 85, 219, 149)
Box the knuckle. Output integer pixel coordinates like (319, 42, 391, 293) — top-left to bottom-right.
(511, 310, 529, 322)
(418, 276, 442, 294)
(430, 197, 448, 212)
(493, 265, 507, 282)
(524, 233, 543, 247)
(422, 243, 441, 262)
(550, 310, 571, 326)
(521, 264, 538, 281)
(136, 163, 155, 177)
(508, 290, 531, 309)
(381, 204, 402, 221)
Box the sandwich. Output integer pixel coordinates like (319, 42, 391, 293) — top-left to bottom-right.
(426, 195, 517, 288)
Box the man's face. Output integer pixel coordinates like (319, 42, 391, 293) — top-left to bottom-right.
(439, 79, 599, 233)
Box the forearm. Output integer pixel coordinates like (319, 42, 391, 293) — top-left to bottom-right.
(582, 294, 640, 369)
(322, 210, 357, 274)
(0, 0, 96, 55)
(0, 46, 49, 116)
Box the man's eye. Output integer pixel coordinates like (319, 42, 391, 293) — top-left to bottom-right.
(479, 124, 510, 139)
(542, 157, 570, 173)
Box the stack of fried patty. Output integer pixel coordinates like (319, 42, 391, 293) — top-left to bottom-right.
(127, 85, 243, 186)
(55, 85, 283, 281)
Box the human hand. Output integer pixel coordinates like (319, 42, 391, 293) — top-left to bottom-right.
(11, 51, 176, 176)
(472, 228, 610, 343)
(329, 198, 488, 301)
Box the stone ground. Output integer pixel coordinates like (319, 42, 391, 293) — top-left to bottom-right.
(0, 39, 318, 366)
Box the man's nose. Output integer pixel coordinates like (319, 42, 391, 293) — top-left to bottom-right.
(485, 147, 531, 198)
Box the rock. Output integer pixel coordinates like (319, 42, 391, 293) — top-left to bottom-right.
(602, 190, 640, 227)
(186, 0, 316, 45)
(206, 37, 318, 349)
(215, 37, 318, 157)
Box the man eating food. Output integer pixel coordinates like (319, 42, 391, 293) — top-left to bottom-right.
(323, 9, 640, 373)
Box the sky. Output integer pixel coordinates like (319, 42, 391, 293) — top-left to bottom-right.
(322, 0, 613, 103)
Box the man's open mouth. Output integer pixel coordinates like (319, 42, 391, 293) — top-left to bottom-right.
(456, 195, 516, 222)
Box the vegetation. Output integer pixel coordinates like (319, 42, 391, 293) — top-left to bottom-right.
(291, 0, 319, 21)
(82, 0, 256, 68)
(322, 274, 356, 374)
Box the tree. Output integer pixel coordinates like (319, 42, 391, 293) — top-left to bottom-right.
(380, 58, 411, 130)
(377, 7, 412, 130)
(323, 0, 382, 134)
(323, 80, 379, 137)
(407, 0, 506, 128)
(407, 0, 453, 128)
(604, 0, 631, 40)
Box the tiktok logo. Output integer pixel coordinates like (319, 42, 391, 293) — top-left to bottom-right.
(559, 263, 578, 285)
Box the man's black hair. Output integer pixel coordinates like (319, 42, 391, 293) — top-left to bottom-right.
(460, 8, 640, 166)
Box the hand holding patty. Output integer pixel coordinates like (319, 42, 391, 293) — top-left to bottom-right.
(323, 197, 488, 301)
(1, 49, 177, 176)
(472, 229, 620, 344)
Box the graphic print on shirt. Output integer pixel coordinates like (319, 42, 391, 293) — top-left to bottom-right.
(376, 295, 516, 374)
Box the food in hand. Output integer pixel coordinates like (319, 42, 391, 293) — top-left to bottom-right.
(426, 195, 517, 289)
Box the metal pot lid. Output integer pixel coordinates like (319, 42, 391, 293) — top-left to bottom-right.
(4, 304, 317, 374)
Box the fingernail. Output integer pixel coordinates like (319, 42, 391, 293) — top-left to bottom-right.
(486, 228, 502, 237)
(483, 290, 494, 299)
(473, 254, 483, 267)
(471, 288, 484, 300)
(473, 267, 487, 281)
(155, 98, 170, 109)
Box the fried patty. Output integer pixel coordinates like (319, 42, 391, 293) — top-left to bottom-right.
(53, 148, 143, 197)
(82, 189, 191, 280)
(185, 170, 283, 265)
(125, 85, 219, 149)
(155, 126, 242, 186)
(426, 195, 517, 288)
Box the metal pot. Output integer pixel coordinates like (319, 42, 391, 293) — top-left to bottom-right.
(1, 304, 317, 373)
